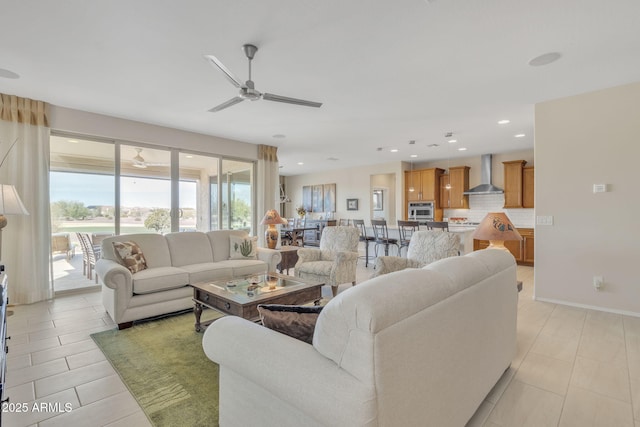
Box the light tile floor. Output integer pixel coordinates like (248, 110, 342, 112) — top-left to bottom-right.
(5, 261, 640, 426)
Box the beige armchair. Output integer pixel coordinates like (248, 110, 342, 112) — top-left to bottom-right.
(295, 226, 360, 297)
(372, 230, 460, 277)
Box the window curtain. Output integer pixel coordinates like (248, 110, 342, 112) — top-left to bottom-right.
(0, 93, 52, 304)
(256, 145, 279, 247)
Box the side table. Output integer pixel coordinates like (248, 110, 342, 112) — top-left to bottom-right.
(277, 246, 299, 275)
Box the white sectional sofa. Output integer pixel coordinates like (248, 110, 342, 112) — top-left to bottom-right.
(95, 230, 281, 329)
(203, 249, 517, 427)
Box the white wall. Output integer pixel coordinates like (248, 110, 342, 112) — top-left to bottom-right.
(50, 106, 258, 160)
(283, 161, 404, 224)
(535, 81, 640, 316)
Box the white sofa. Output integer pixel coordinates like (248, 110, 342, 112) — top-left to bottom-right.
(95, 230, 281, 329)
(203, 249, 517, 427)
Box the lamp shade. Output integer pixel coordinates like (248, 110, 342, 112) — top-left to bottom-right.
(260, 209, 287, 225)
(0, 184, 29, 215)
(472, 212, 521, 250)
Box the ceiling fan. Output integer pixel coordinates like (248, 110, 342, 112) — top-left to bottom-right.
(131, 148, 168, 169)
(203, 44, 323, 112)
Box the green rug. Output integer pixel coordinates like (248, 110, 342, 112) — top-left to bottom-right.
(91, 311, 222, 427)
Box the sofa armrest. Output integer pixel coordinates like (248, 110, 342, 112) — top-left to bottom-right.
(371, 256, 410, 278)
(95, 259, 133, 294)
(295, 247, 322, 267)
(203, 316, 375, 426)
(256, 247, 282, 272)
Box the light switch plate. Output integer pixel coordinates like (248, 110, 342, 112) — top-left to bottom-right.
(593, 184, 607, 193)
(536, 215, 553, 226)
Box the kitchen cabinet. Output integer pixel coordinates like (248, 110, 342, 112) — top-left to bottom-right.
(439, 166, 470, 209)
(405, 168, 444, 202)
(523, 166, 534, 208)
(473, 227, 534, 266)
(503, 160, 534, 208)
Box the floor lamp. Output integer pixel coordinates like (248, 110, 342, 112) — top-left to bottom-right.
(0, 184, 30, 261)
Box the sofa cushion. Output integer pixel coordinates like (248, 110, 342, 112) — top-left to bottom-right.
(229, 235, 257, 259)
(112, 241, 148, 274)
(165, 232, 214, 267)
(131, 266, 190, 295)
(258, 304, 324, 344)
(215, 259, 268, 277)
(101, 234, 172, 268)
(207, 230, 252, 262)
(178, 262, 234, 284)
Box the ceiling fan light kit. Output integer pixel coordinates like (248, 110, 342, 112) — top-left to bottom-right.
(204, 44, 322, 112)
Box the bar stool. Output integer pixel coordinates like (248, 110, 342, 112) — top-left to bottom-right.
(397, 220, 419, 257)
(371, 219, 400, 257)
(353, 219, 375, 267)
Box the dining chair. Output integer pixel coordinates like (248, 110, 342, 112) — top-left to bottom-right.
(371, 219, 400, 257)
(352, 219, 375, 267)
(425, 221, 449, 231)
(397, 220, 420, 257)
(339, 218, 350, 226)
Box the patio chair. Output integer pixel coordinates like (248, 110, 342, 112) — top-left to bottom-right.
(76, 232, 101, 283)
(51, 233, 75, 259)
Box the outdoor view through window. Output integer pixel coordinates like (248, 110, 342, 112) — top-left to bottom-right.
(49, 135, 254, 292)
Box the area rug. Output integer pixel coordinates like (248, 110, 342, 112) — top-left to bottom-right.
(91, 311, 222, 427)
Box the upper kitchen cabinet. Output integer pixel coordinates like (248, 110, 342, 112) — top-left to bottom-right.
(440, 166, 470, 209)
(405, 168, 444, 202)
(523, 166, 534, 208)
(503, 160, 534, 208)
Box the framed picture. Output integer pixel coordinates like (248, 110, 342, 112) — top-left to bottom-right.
(347, 198, 358, 211)
(312, 184, 324, 213)
(323, 183, 336, 212)
(372, 189, 383, 211)
(302, 186, 312, 212)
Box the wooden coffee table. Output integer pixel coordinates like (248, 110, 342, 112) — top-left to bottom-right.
(190, 272, 323, 332)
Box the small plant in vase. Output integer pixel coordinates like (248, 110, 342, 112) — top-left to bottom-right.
(296, 206, 307, 218)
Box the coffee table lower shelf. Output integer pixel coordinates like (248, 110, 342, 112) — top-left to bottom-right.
(191, 272, 323, 332)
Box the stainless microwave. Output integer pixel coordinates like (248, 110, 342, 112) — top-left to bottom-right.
(407, 201, 434, 220)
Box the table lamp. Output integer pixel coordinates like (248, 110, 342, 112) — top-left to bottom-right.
(0, 184, 29, 260)
(472, 212, 521, 251)
(260, 209, 287, 249)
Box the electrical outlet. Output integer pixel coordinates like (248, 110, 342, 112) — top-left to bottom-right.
(593, 276, 603, 291)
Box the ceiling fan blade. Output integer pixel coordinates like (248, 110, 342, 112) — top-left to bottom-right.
(263, 93, 322, 108)
(208, 97, 245, 112)
(203, 54, 244, 88)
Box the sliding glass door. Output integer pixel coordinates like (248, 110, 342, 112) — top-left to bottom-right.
(50, 134, 255, 293)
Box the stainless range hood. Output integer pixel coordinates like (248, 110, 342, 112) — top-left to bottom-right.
(463, 154, 504, 195)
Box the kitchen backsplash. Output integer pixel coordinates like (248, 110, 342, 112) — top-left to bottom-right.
(444, 193, 535, 228)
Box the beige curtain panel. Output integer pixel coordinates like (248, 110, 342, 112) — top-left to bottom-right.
(258, 144, 278, 162)
(0, 93, 49, 127)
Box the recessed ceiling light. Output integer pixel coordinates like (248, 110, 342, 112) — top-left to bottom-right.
(457, 147, 467, 151)
(390, 149, 399, 153)
(410, 154, 418, 158)
(0, 68, 19, 79)
(514, 134, 525, 138)
(68, 139, 79, 143)
(185, 155, 194, 158)
(427, 144, 439, 148)
(528, 52, 562, 67)
(272, 134, 286, 139)
(448, 139, 457, 143)
(497, 119, 510, 125)
(297, 162, 304, 165)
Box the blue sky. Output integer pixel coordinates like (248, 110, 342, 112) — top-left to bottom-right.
(50, 172, 197, 208)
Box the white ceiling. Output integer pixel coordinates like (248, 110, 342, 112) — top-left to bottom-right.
(2, 0, 640, 175)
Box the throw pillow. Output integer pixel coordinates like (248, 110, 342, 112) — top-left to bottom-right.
(112, 241, 148, 274)
(229, 235, 257, 260)
(257, 304, 323, 344)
